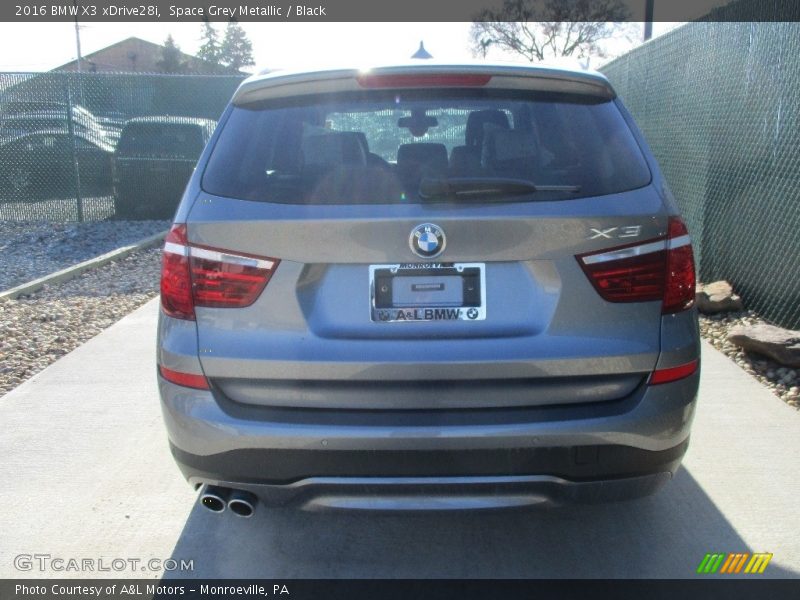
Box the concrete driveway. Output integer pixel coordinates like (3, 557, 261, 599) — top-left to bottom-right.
(1, 298, 798, 579)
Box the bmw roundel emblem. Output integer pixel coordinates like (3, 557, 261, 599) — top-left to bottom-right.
(410, 223, 446, 258)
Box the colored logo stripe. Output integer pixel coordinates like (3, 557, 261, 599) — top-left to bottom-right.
(744, 553, 773, 574)
(720, 553, 749, 574)
(697, 553, 725, 574)
(697, 552, 772, 574)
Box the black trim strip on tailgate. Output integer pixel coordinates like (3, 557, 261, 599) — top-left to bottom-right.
(213, 373, 646, 411)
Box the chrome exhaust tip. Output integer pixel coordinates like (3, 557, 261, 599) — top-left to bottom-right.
(200, 485, 229, 513)
(228, 489, 257, 518)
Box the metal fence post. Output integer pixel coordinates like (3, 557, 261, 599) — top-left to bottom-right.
(64, 75, 84, 222)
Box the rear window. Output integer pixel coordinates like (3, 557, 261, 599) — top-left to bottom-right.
(117, 123, 205, 159)
(202, 90, 651, 204)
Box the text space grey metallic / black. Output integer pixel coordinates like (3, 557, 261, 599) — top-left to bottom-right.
(156, 63, 700, 513)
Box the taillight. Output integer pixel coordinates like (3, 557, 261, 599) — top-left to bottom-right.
(356, 73, 492, 88)
(160, 223, 279, 320)
(577, 217, 695, 314)
(662, 217, 696, 314)
(161, 224, 194, 319)
(190, 244, 278, 308)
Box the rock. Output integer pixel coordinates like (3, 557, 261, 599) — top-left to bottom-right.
(728, 324, 800, 368)
(695, 280, 744, 314)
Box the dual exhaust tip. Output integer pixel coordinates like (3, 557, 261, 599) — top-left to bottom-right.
(200, 485, 256, 517)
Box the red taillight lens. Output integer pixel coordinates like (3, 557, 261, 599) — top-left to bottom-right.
(662, 217, 696, 314)
(577, 217, 696, 314)
(189, 245, 278, 308)
(161, 224, 194, 320)
(160, 223, 279, 320)
(578, 247, 667, 303)
(356, 73, 492, 88)
(158, 365, 210, 390)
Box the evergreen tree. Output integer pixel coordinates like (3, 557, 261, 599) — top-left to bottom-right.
(157, 34, 184, 73)
(220, 20, 254, 71)
(197, 18, 221, 65)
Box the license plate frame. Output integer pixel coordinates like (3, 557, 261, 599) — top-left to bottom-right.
(369, 262, 486, 322)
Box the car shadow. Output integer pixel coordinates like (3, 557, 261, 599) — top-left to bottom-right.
(163, 468, 797, 579)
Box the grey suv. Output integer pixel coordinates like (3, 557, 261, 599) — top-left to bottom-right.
(157, 64, 699, 515)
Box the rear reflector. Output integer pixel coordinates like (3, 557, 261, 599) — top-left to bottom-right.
(159, 365, 210, 390)
(356, 73, 492, 88)
(160, 223, 280, 320)
(577, 217, 696, 314)
(649, 360, 698, 385)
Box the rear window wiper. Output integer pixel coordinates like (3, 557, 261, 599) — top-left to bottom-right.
(418, 177, 581, 200)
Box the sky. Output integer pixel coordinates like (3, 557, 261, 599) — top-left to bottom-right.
(0, 21, 682, 73)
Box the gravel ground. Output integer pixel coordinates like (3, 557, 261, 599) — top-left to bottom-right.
(0, 247, 161, 397)
(700, 311, 800, 409)
(0, 219, 169, 291)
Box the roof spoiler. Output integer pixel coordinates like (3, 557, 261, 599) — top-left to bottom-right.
(232, 65, 616, 105)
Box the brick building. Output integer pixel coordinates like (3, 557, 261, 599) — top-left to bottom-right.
(55, 37, 241, 75)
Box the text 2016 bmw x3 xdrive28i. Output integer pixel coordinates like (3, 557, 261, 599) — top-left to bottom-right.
(157, 63, 699, 515)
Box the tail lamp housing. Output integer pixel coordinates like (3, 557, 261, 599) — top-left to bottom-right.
(160, 224, 279, 320)
(577, 217, 696, 314)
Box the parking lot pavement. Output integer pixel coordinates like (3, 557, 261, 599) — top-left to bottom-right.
(1, 298, 799, 579)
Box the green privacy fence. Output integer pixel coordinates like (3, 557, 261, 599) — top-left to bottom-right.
(602, 21, 800, 329)
(0, 71, 244, 221)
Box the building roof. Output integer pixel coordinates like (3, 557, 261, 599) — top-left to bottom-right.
(54, 37, 243, 75)
(410, 41, 433, 59)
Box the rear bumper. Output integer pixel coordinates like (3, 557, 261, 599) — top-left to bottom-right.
(159, 370, 698, 509)
(172, 439, 688, 484)
(187, 473, 675, 511)
(173, 441, 685, 510)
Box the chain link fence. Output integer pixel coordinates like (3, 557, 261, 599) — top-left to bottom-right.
(0, 71, 244, 222)
(603, 21, 800, 330)
(4, 31, 799, 328)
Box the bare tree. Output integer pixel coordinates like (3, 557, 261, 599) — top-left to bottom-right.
(470, 0, 633, 63)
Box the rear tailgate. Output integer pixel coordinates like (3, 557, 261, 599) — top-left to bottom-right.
(188, 188, 666, 409)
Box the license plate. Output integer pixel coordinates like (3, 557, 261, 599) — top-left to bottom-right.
(369, 263, 486, 322)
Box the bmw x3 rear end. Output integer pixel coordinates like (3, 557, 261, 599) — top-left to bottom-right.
(157, 63, 700, 513)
